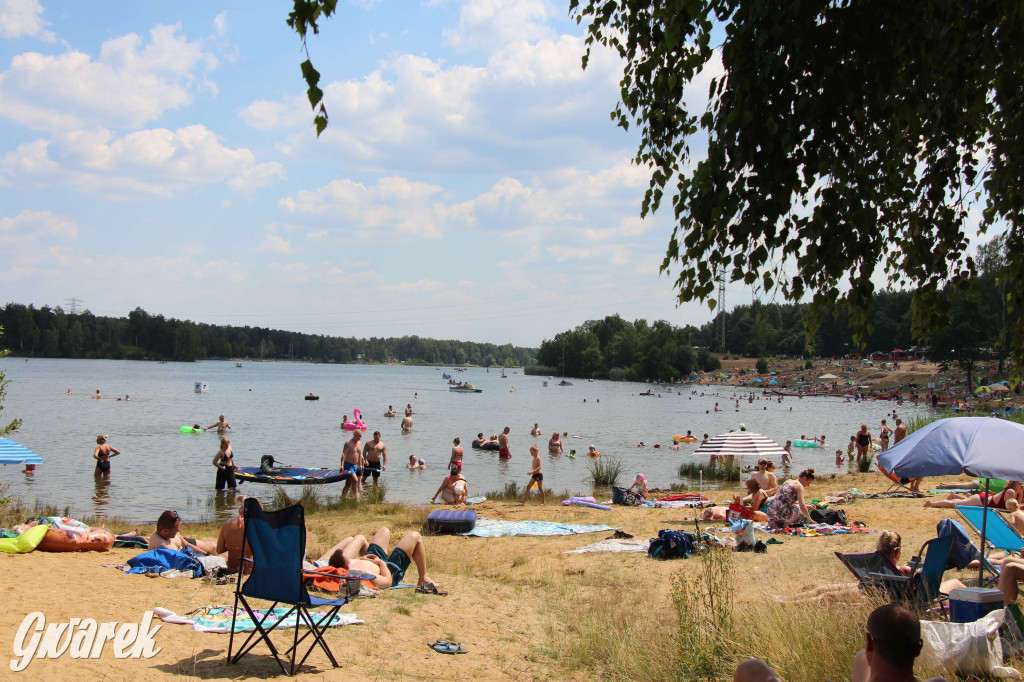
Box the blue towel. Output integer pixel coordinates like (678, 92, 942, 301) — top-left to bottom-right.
(937, 518, 979, 569)
(126, 548, 204, 578)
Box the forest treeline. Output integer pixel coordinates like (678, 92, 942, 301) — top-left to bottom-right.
(0, 304, 538, 367)
(538, 238, 1014, 383)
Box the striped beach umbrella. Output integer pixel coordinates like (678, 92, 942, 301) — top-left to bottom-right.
(691, 431, 788, 458)
(0, 439, 43, 465)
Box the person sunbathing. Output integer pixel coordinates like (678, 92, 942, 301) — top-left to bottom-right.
(734, 479, 769, 522)
(317, 527, 442, 592)
(777, 530, 966, 604)
(924, 480, 1022, 509)
(216, 496, 260, 573)
(149, 510, 218, 557)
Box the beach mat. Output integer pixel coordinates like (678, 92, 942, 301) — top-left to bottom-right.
(153, 605, 363, 633)
(462, 518, 619, 537)
(563, 539, 650, 554)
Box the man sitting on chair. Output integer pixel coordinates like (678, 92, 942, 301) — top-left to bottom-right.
(317, 527, 444, 594)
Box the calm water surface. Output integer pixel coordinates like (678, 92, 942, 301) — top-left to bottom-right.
(0, 358, 935, 522)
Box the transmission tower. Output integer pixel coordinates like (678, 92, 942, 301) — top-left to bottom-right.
(65, 297, 82, 315)
(716, 277, 726, 348)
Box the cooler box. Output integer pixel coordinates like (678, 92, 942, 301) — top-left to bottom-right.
(948, 587, 1003, 623)
(426, 509, 476, 534)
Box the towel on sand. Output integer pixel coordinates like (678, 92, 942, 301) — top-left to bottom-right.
(462, 518, 618, 537)
(153, 605, 363, 633)
(563, 539, 650, 554)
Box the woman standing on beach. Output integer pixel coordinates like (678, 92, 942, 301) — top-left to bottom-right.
(93, 435, 120, 478)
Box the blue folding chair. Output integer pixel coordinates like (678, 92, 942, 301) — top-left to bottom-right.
(853, 535, 954, 613)
(227, 499, 351, 676)
(956, 505, 1024, 555)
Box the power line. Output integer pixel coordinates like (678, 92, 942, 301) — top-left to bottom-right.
(65, 297, 82, 315)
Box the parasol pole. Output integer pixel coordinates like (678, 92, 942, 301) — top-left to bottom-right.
(980, 476, 991, 587)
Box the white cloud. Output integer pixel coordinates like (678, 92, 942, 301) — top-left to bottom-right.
(0, 0, 54, 41)
(213, 11, 227, 36)
(445, 0, 555, 50)
(259, 234, 294, 254)
(0, 125, 283, 197)
(0, 209, 78, 247)
(0, 24, 213, 131)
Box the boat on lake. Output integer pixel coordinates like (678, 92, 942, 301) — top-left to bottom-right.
(449, 383, 482, 393)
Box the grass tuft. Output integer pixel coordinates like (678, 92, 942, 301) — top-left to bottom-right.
(677, 459, 741, 482)
(588, 456, 625, 487)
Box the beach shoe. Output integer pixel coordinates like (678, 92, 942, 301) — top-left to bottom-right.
(416, 581, 448, 596)
(429, 639, 468, 654)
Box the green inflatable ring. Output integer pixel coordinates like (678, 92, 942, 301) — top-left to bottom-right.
(180, 425, 202, 434)
(793, 439, 819, 447)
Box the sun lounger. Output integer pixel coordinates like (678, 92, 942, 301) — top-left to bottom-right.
(956, 506, 1024, 555)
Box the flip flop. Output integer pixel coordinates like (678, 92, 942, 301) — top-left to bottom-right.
(416, 581, 448, 595)
(429, 639, 467, 654)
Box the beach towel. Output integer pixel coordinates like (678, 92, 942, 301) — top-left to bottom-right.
(126, 548, 203, 577)
(153, 605, 363, 633)
(937, 518, 979, 569)
(647, 499, 707, 508)
(461, 518, 618, 537)
(769, 524, 875, 537)
(562, 539, 650, 554)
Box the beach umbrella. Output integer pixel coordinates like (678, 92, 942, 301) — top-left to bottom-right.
(818, 373, 840, 380)
(752, 377, 762, 382)
(692, 431, 788, 459)
(975, 386, 992, 394)
(991, 385, 1010, 392)
(0, 439, 43, 465)
(769, 379, 777, 385)
(878, 417, 1024, 584)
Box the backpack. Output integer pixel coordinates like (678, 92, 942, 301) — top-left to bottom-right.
(612, 486, 646, 506)
(810, 508, 847, 526)
(648, 530, 697, 560)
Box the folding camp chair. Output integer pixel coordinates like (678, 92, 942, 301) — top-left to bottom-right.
(227, 499, 351, 676)
(835, 549, 906, 600)
(845, 535, 954, 614)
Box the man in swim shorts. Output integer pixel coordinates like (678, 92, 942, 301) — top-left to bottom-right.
(401, 415, 414, 432)
(341, 430, 364, 498)
(498, 426, 511, 458)
(318, 527, 441, 591)
(204, 415, 232, 434)
(361, 431, 388, 487)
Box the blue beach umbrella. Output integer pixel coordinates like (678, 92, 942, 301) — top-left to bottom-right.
(879, 417, 1024, 584)
(769, 379, 777, 385)
(0, 439, 43, 465)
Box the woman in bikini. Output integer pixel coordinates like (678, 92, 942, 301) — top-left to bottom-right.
(924, 480, 1023, 509)
(93, 435, 120, 478)
(548, 432, 563, 455)
(212, 437, 237, 490)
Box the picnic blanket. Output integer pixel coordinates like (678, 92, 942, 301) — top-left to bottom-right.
(153, 605, 362, 632)
(461, 518, 619, 537)
(843, 488, 927, 500)
(769, 524, 876, 537)
(563, 539, 650, 554)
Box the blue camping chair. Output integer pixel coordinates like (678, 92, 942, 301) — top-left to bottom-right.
(850, 535, 954, 613)
(227, 499, 352, 676)
(956, 505, 1024, 587)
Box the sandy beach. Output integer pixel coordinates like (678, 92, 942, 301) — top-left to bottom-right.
(1, 470, 1014, 681)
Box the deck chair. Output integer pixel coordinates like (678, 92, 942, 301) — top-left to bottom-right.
(956, 505, 1024, 586)
(848, 535, 954, 613)
(227, 499, 351, 676)
(835, 549, 906, 600)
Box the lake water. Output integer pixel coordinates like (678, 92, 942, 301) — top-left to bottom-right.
(0, 358, 935, 522)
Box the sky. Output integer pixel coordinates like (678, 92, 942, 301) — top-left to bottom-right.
(0, 0, 744, 348)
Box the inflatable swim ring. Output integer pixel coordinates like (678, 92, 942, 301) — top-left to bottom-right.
(180, 425, 201, 434)
(37, 527, 115, 552)
(673, 435, 698, 443)
(588, 451, 601, 457)
(793, 440, 819, 448)
(341, 408, 367, 431)
(472, 440, 501, 451)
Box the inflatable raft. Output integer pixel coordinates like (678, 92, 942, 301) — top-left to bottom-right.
(37, 527, 115, 552)
(472, 440, 501, 451)
(234, 466, 352, 485)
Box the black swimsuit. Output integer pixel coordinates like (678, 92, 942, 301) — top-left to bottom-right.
(857, 433, 870, 447)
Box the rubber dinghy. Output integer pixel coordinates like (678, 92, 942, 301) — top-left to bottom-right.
(235, 466, 352, 485)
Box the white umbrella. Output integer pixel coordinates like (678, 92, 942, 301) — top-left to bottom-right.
(692, 430, 788, 458)
(818, 373, 840, 380)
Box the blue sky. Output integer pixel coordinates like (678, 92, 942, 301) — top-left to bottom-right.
(0, 0, 741, 347)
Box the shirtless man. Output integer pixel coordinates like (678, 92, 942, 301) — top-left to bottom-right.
(318, 527, 441, 592)
(447, 437, 464, 471)
(341, 430, 364, 498)
(404, 404, 414, 417)
(148, 510, 218, 556)
(361, 431, 388, 487)
(401, 414, 414, 433)
(204, 415, 232, 434)
(498, 426, 511, 459)
(385, 405, 397, 417)
(893, 418, 907, 444)
(530, 423, 542, 436)
(216, 496, 258, 573)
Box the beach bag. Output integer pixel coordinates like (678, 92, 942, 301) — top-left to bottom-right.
(648, 530, 697, 560)
(810, 508, 847, 526)
(612, 487, 645, 506)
